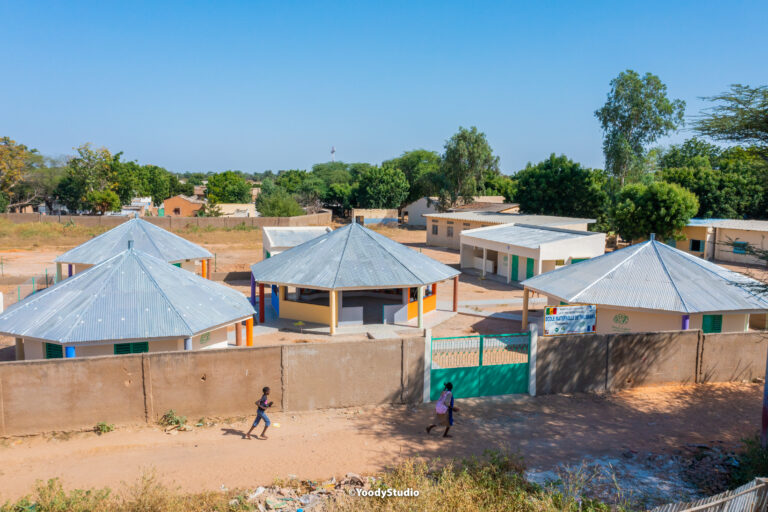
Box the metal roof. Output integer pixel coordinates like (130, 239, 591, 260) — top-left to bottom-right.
(55, 218, 213, 265)
(263, 226, 332, 248)
(687, 218, 768, 232)
(423, 211, 595, 225)
(522, 240, 768, 313)
(251, 223, 460, 289)
(461, 223, 600, 249)
(0, 247, 254, 344)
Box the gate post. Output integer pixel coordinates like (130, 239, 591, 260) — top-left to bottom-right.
(528, 323, 538, 397)
(423, 329, 432, 403)
(478, 335, 484, 366)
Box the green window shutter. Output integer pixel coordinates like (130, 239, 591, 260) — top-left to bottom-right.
(526, 258, 534, 279)
(114, 343, 132, 355)
(266, 251, 271, 259)
(702, 314, 723, 334)
(511, 255, 519, 281)
(45, 343, 63, 359)
(572, 258, 588, 263)
(733, 242, 747, 254)
(173, 263, 181, 268)
(131, 342, 149, 353)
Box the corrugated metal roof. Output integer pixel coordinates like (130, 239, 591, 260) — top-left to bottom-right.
(263, 226, 332, 248)
(423, 211, 595, 225)
(688, 218, 768, 232)
(55, 218, 213, 265)
(251, 223, 460, 289)
(461, 223, 600, 248)
(0, 248, 254, 343)
(522, 240, 768, 313)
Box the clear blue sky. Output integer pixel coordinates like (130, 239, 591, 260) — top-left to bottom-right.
(2, 1, 767, 174)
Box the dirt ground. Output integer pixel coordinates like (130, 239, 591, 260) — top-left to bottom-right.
(0, 383, 761, 502)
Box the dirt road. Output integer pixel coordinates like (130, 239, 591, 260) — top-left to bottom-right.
(0, 383, 761, 500)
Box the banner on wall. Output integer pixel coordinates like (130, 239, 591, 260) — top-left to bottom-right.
(543, 305, 597, 336)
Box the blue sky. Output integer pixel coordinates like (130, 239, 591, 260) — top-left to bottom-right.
(2, 1, 767, 174)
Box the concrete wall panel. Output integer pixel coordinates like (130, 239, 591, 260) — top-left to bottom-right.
(700, 332, 768, 383)
(607, 331, 699, 389)
(536, 334, 607, 394)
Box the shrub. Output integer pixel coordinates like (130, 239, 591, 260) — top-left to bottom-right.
(95, 422, 115, 435)
(158, 410, 186, 428)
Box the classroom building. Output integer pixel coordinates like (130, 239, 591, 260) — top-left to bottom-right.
(424, 211, 596, 250)
(670, 219, 768, 266)
(521, 235, 768, 334)
(459, 224, 605, 282)
(262, 226, 331, 260)
(54, 217, 213, 279)
(250, 223, 460, 334)
(2, 243, 255, 360)
(402, 196, 515, 227)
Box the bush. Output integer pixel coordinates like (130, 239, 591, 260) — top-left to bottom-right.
(731, 436, 768, 487)
(158, 410, 186, 428)
(94, 422, 114, 435)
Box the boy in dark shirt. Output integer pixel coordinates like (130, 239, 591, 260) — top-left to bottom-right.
(246, 386, 273, 440)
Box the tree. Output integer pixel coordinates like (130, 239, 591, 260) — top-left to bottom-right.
(196, 201, 222, 217)
(611, 182, 698, 241)
(355, 166, 409, 209)
(514, 154, 608, 219)
(206, 170, 250, 203)
(255, 179, 305, 217)
(595, 70, 685, 184)
(481, 173, 516, 202)
(85, 190, 120, 215)
(438, 126, 500, 209)
(382, 150, 441, 206)
(694, 84, 768, 161)
(0, 137, 45, 210)
(324, 182, 353, 209)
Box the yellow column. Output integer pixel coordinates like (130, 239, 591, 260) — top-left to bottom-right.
(201, 259, 207, 278)
(522, 288, 530, 327)
(246, 317, 254, 346)
(329, 290, 337, 335)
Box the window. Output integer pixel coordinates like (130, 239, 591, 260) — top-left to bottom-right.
(114, 342, 149, 355)
(555, 259, 565, 266)
(173, 208, 181, 215)
(447, 226, 454, 237)
(702, 314, 723, 334)
(689, 239, 704, 252)
(733, 241, 748, 255)
(432, 225, 438, 235)
(44, 343, 63, 359)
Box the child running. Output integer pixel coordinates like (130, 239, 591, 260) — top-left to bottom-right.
(426, 382, 458, 438)
(245, 386, 273, 440)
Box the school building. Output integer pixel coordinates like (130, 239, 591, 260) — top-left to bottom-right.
(424, 211, 596, 250)
(2, 243, 256, 360)
(261, 226, 331, 260)
(669, 219, 768, 266)
(250, 223, 460, 334)
(521, 235, 768, 335)
(54, 217, 214, 279)
(402, 196, 516, 227)
(459, 224, 605, 282)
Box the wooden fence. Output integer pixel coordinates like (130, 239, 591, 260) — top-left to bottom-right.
(651, 478, 768, 512)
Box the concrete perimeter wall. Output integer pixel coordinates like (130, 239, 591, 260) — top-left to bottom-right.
(0, 211, 332, 230)
(0, 337, 423, 436)
(536, 330, 767, 395)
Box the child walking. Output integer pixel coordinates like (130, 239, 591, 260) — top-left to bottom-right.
(426, 382, 458, 438)
(246, 386, 273, 440)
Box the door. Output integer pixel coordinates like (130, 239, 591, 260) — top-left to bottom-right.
(511, 255, 519, 281)
(702, 314, 723, 333)
(526, 257, 534, 279)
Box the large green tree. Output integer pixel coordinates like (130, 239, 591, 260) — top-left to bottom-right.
(206, 170, 251, 203)
(595, 70, 685, 184)
(437, 126, 500, 209)
(694, 84, 768, 162)
(0, 137, 40, 208)
(355, 166, 409, 209)
(611, 181, 698, 241)
(382, 149, 441, 206)
(514, 154, 608, 219)
(255, 178, 304, 217)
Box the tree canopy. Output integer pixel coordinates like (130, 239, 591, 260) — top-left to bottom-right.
(595, 70, 685, 184)
(437, 126, 500, 209)
(382, 149, 441, 206)
(205, 170, 251, 203)
(611, 181, 699, 241)
(355, 167, 409, 209)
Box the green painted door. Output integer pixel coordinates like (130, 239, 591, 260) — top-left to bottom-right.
(702, 314, 723, 333)
(526, 258, 534, 279)
(511, 255, 519, 281)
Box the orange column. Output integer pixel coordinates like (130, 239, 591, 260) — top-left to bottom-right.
(235, 322, 243, 346)
(246, 317, 254, 346)
(201, 259, 207, 278)
(432, 283, 437, 295)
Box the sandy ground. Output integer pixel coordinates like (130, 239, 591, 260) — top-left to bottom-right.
(0, 383, 761, 501)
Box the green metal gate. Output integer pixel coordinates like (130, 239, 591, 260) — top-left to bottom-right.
(430, 333, 529, 400)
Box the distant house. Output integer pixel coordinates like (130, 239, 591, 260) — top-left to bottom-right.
(163, 195, 205, 217)
(350, 208, 398, 226)
(193, 186, 207, 200)
(119, 197, 154, 217)
(262, 226, 332, 259)
(218, 203, 258, 217)
(402, 196, 512, 227)
(669, 219, 768, 266)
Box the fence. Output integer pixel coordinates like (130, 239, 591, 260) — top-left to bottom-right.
(0, 211, 332, 230)
(429, 333, 530, 400)
(651, 478, 768, 512)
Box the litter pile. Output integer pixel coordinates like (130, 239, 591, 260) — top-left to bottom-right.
(226, 473, 370, 511)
